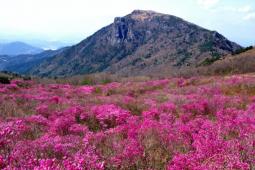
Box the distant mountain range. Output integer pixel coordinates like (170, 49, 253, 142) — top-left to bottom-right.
(1, 10, 243, 77)
(0, 47, 69, 73)
(0, 42, 43, 56)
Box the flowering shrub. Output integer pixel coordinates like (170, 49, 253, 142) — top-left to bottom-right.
(91, 104, 130, 129)
(0, 75, 254, 169)
(79, 85, 95, 95)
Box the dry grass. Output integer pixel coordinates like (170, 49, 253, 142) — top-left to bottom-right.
(199, 48, 255, 76)
(221, 84, 255, 96)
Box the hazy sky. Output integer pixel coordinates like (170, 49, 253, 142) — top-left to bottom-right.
(0, 0, 254, 46)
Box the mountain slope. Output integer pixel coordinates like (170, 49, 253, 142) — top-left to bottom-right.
(0, 55, 10, 70)
(200, 47, 255, 75)
(1, 47, 69, 74)
(0, 42, 43, 56)
(28, 10, 242, 77)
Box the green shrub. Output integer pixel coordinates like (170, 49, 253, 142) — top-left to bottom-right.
(0, 76, 10, 84)
(233, 46, 253, 55)
(81, 77, 94, 85)
(23, 76, 32, 81)
(201, 53, 221, 66)
(94, 87, 102, 94)
(199, 41, 213, 52)
(101, 78, 112, 84)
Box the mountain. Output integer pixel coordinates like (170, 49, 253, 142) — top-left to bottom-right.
(0, 42, 43, 56)
(0, 55, 9, 70)
(26, 10, 242, 77)
(0, 47, 69, 74)
(23, 39, 72, 50)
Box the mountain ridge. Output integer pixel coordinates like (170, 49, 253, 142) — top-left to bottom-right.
(0, 41, 43, 56)
(1, 47, 70, 74)
(9, 10, 243, 77)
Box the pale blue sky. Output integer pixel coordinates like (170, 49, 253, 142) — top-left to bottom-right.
(0, 0, 254, 47)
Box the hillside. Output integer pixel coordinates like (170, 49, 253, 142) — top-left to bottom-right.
(0, 42, 43, 56)
(207, 47, 255, 74)
(26, 10, 242, 77)
(0, 55, 9, 70)
(1, 47, 69, 74)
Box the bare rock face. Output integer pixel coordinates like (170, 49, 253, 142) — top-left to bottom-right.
(113, 17, 129, 42)
(26, 10, 242, 77)
(130, 10, 163, 20)
(111, 10, 164, 43)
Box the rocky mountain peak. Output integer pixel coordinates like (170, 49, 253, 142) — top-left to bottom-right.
(23, 10, 242, 77)
(112, 10, 164, 43)
(129, 10, 163, 20)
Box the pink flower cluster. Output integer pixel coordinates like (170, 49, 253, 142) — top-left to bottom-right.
(91, 104, 130, 129)
(0, 75, 254, 169)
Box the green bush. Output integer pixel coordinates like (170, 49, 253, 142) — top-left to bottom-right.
(199, 41, 213, 52)
(0, 76, 10, 84)
(101, 78, 112, 84)
(201, 55, 221, 66)
(81, 77, 94, 85)
(233, 46, 253, 55)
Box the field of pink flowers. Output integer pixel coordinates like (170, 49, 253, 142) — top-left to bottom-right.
(0, 75, 254, 169)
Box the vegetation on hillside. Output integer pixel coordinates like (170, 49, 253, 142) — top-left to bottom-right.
(0, 75, 254, 169)
(233, 46, 253, 55)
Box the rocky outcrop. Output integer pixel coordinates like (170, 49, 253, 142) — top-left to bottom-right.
(113, 17, 129, 42)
